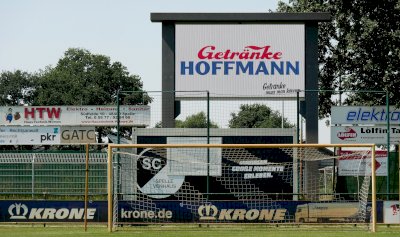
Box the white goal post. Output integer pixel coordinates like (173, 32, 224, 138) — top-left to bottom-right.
(107, 143, 377, 232)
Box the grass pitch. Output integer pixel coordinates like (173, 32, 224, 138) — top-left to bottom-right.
(0, 224, 400, 237)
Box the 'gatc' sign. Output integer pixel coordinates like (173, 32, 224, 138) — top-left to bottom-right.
(60, 127, 96, 144)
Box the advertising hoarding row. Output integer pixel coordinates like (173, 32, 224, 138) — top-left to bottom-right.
(1, 105, 150, 127)
(0, 200, 385, 223)
(175, 24, 305, 98)
(4, 200, 398, 224)
(0, 201, 400, 224)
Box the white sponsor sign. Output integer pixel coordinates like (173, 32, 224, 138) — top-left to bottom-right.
(384, 201, 400, 224)
(338, 150, 387, 176)
(0, 105, 150, 126)
(331, 126, 400, 144)
(331, 106, 400, 125)
(0, 126, 61, 145)
(175, 24, 305, 98)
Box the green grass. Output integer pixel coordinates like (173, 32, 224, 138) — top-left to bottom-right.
(0, 224, 400, 237)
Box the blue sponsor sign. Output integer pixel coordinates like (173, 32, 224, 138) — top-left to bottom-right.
(0, 201, 106, 222)
(0, 200, 384, 223)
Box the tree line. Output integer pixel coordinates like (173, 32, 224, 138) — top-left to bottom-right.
(1, 48, 292, 131)
(1, 48, 149, 107)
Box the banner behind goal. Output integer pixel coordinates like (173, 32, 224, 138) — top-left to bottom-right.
(107, 144, 377, 232)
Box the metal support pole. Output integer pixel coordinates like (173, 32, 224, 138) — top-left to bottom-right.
(84, 144, 89, 231)
(32, 154, 35, 199)
(296, 91, 300, 144)
(117, 90, 121, 145)
(371, 145, 377, 233)
(296, 91, 301, 197)
(107, 146, 113, 232)
(281, 100, 284, 128)
(386, 92, 390, 200)
(116, 90, 121, 199)
(206, 91, 210, 200)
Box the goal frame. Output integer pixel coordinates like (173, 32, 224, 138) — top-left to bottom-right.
(107, 143, 377, 232)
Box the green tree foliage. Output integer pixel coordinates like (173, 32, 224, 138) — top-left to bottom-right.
(30, 48, 151, 143)
(33, 48, 151, 106)
(178, 112, 219, 128)
(155, 112, 219, 128)
(229, 104, 294, 128)
(277, 0, 400, 117)
(0, 70, 34, 105)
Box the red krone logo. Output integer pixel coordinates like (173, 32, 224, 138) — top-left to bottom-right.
(337, 127, 357, 140)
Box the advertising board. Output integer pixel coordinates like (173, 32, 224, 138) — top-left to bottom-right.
(331, 106, 400, 125)
(175, 24, 305, 98)
(0, 201, 105, 222)
(384, 201, 400, 224)
(60, 127, 96, 144)
(0, 126, 96, 145)
(0, 126, 60, 145)
(331, 126, 400, 144)
(0, 105, 150, 127)
(338, 150, 387, 176)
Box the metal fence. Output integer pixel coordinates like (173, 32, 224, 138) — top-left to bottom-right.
(0, 89, 399, 201)
(0, 152, 107, 199)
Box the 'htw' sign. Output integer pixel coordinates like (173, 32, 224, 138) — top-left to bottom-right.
(24, 107, 61, 119)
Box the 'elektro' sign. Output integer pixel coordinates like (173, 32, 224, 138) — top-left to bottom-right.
(331, 106, 400, 125)
(175, 24, 305, 98)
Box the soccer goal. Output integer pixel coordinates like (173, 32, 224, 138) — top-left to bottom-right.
(107, 143, 377, 232)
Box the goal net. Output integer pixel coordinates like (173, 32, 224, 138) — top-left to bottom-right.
(107, 144, 377, 232)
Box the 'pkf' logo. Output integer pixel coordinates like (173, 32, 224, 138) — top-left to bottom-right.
(8, 203, 28, 219)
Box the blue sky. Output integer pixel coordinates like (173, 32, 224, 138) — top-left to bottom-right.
(0, 0, 283, 91)
(0, 0, 334, 143)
